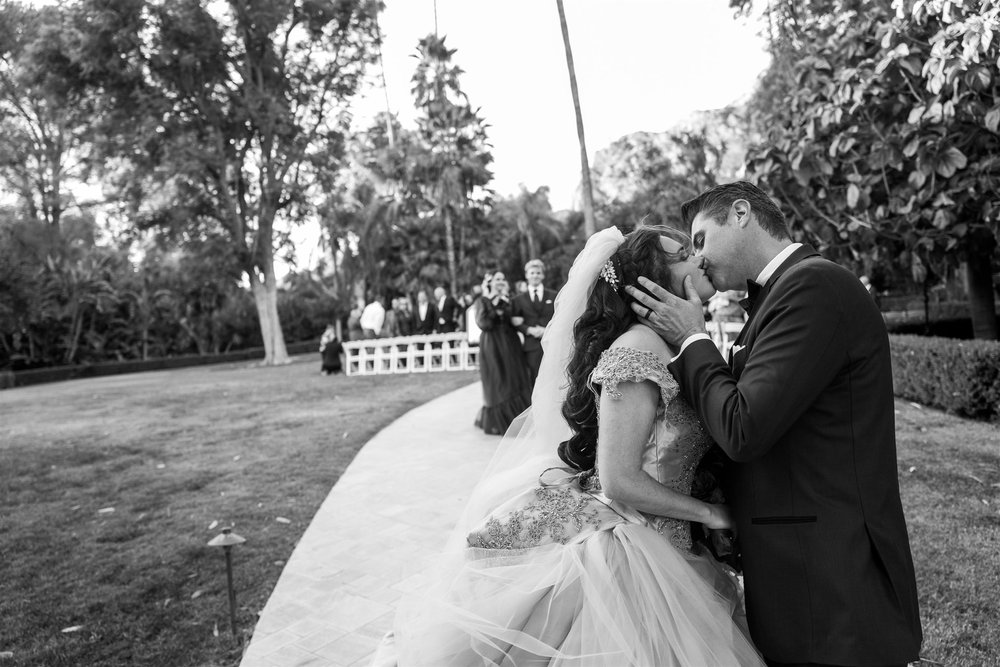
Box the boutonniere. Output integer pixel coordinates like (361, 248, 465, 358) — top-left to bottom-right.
(545, 299, 553, 304)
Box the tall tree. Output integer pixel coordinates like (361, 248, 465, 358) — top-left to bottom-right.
(0, 1, 90, 228)
(739, 0, 1000, 338)
(591, 108, 751, 230)
(555, 0, 596, 237)
(410, 33, 493, 295)
(76, 0, 383, 364)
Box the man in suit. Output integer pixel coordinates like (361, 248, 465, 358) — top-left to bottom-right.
(510, 258, 556, 387)
(359, 294, 385, 339)
(395, 296, 415, 337)
(626, 182, 921, 667)
(434, 286, 460, 333)
(414, 290, 437, 335)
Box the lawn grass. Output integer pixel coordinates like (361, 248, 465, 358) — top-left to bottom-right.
(0, 359, 997, 666)
(894, 401, 1000, 666)
(0, 356, 478, 667)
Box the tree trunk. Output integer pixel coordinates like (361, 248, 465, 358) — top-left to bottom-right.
(965, 243, 998, 340)
(556, 0, 596, 238)
(248, 259, 290, 365)
(922, 278, 930, 335)
(66, 305, 83, 364)
(443, 205, 458, 295)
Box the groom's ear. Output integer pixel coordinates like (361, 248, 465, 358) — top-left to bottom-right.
(730, 199, 751, 228)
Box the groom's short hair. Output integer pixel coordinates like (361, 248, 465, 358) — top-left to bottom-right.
(681, 181, 790, 240)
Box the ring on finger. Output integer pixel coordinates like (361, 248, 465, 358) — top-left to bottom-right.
(645, 306, 654, 319)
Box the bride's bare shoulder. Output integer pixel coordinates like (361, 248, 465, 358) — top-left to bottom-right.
(607, 325, 671, 364)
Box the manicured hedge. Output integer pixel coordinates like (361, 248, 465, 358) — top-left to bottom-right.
(3, 339, 320, 389)
(889, 334, 1000, 421)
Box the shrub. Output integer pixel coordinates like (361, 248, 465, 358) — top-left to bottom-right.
(889, 334, 1000, 421)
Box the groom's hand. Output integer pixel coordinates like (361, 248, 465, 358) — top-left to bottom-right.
(626, 276, 707, 348)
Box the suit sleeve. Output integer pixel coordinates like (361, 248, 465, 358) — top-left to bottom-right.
(510, 295, 530, 335)
(668, 270, 847, 462)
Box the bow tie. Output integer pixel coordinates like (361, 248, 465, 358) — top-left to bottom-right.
(738, 280, 763, 313)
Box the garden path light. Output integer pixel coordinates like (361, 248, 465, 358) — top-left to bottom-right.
(207, 527, 246, 640)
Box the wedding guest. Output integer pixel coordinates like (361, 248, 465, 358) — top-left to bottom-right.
(434, 286, 460, 333)
(345, 298, 365, 341)
(318, 324, 343, 375)
(414, 289, 437, 335)
(359, 294, 386, 339)
(465, 285, 483, 346)
(511, 258, 557, 387)
(455, 291, 474, 332)
(395, 296, 415, 337)
(473, 272, 531, 435)
(381, 298, 400, 338)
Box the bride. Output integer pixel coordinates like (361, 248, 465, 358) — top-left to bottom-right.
(391, 225, 764, 666)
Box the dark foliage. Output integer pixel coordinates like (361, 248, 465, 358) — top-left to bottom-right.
(890, 334, 1000, 421)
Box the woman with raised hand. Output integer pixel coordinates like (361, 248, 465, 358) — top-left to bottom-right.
(473, 270, 533, 435)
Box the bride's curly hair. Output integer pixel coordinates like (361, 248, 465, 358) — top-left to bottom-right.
(557, 224, 693, 473)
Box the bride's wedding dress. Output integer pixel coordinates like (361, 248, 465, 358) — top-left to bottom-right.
(393, 346, 764, 666)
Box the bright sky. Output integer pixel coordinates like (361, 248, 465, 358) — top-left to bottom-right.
(351, 0, 772, 211)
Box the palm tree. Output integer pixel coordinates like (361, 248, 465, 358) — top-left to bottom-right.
(411, 35, 493, 295)
(512, 186, 564, 265)
(555, 0, 596, 237)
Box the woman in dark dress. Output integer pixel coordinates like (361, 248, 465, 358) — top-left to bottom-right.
(319, 324, 343, 375)
(474, 272, 532, 435)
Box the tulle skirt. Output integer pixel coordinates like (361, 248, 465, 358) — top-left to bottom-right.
(394, 520, 764, 666)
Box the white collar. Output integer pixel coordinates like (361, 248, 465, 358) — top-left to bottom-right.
(756, 243, 802, 286)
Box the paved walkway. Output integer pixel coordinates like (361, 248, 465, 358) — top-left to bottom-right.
(239, 381, 498, 667)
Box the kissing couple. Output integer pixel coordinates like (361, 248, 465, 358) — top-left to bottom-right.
(388, 182, 923, 666)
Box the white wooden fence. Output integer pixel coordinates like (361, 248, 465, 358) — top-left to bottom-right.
(341, 320, 744, 377)
(342, 332, 478, 376)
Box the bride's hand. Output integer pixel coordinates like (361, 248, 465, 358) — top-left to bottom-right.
(704, 503, 734, 531)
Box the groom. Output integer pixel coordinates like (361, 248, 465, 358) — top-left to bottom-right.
(627, 182, 922, 667)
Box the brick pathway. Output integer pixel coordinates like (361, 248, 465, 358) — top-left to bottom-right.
(239, 381, 497, 667)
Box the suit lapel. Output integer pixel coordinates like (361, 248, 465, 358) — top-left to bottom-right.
(728, 244, 821, 369)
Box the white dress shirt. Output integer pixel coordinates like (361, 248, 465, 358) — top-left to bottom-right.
(359, 301, 385, 334)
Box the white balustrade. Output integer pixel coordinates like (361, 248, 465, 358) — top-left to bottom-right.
(342, 332, 478, 376)
(341, 321, 745, 377)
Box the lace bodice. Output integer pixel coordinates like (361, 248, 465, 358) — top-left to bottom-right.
(587, 346, 712, 549)
(466, 346, 714, 554)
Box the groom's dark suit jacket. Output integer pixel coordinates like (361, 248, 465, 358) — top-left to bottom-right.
(669, 245, 922, 665)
